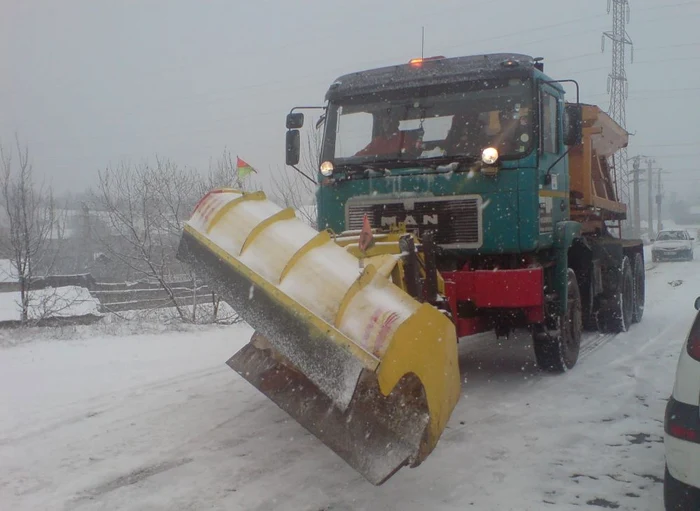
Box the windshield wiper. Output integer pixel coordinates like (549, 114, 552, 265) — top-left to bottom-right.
(415, 154, 479, 168)
(333, 162, 391, 176)
(368, 154, 479, 173)
(332, 154, 479, 179)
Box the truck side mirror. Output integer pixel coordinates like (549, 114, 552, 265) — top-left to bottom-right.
(286, 130, 301, 166)
(286, 112, 304, 130)
(564, 104, 583, 146)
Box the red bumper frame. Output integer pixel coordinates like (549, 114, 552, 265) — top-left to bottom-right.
(442, 267, 545, 337)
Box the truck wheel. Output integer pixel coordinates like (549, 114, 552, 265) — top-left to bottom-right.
(632, 252, 645, 324)
(598, 255, 634, 333)
(533, 269, 582, 372)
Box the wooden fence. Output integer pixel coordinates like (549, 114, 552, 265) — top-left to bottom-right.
(93, 281, 213, 312)
(0, 273, 214, 314)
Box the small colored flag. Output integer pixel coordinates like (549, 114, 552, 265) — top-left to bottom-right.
(358, 213, 375, 252)
(236, 157, 258, 179)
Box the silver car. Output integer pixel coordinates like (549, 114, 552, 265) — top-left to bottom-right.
(652, 230, 695, 262)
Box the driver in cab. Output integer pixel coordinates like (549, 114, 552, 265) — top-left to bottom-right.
(448, 106, 530, 157)
(355, 113, 422, 157)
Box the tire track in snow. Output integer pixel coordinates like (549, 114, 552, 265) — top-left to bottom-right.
(579, 332, 617, 359)
(0, 364, 229, 445)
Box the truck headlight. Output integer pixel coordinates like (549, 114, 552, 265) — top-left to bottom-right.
(481, 147, 499, 165)
(320, 161, 334, 176)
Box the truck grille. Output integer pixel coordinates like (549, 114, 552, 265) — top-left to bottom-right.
(346, 196, 482, 248)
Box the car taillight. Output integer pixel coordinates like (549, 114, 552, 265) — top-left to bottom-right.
(665, 397, 700, 444)
(686, 315, 700, 361)
(669, 423, 700, 442)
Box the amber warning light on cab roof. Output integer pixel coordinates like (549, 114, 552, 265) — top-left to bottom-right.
(408, 56, 446, 67)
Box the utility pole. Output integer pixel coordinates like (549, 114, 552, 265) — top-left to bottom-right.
(656, 168, 663, 234)
(654, 167, 672, 234)
(630, 156, 641, 237)
(603, 0, 634, 235)
(647, 157, 654, 239)
(81, 202, 91, 271)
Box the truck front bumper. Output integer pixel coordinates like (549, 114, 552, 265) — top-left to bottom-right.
(442, 267, 544, 337)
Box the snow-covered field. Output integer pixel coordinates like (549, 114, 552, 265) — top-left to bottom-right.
(0, 286, 102, 322)
(0, 259, 18, 283)
(0, 254, 698, 510)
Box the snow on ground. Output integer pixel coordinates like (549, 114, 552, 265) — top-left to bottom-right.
(1, 254, 699, 510)
(0, 259, 18, 283)
(0, 286, 101, 322)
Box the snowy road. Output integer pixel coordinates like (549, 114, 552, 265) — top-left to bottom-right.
(1, 257, 698, 510)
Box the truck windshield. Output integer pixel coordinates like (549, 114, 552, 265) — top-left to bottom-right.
(323, 77, 533, 168)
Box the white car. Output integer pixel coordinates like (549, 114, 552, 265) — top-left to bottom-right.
(652, 230, 695, 262)
(664, 296, 700, 509)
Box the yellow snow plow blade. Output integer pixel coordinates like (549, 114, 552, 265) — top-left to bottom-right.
(176, 189, 460, 485)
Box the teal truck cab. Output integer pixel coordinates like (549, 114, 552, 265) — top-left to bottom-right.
(284, 53, 645, 372)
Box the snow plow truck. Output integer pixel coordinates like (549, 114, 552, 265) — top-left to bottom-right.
(176, 53, 645, 485)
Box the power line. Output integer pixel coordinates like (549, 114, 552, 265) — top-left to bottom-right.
(9, 4, 700, 168)
(634, 143, 700, 148)
(642, 153, 700, 158)
(5, 10, 693, 117)
(634, 55, 700, 65)
(2, 7, 607, 105)
(26, 45, 700, 145)
(644, 167, 700, 171)
(636, 0, 700, 11)
(627, 95, 699, 101)
(18, 6, 690, 105)
(635, 42, 700, 52)
(22, 69, 700, 158)
(587, 86, 700, 97)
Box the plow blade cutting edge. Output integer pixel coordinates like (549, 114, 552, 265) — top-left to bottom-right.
(176, 188, 460, 485)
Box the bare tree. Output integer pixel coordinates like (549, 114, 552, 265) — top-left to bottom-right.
(91, 160, 194, 322)
(0, 137, 63, 324)
(91, 156, 242, 324)
(270, 118, 322, 227)
(270, 165, 317, 228)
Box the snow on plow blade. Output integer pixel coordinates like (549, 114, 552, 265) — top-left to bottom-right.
(176, 188, 460, 485)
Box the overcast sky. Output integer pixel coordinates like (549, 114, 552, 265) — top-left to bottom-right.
(2, 0, 699, 202)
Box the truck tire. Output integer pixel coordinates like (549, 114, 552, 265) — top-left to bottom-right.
(598, 255, 634, 333)
(632, 252, 645, 324)
(533, 269, 582, 372)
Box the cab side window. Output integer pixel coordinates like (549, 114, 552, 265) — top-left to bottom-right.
(541, 92, 558, 154)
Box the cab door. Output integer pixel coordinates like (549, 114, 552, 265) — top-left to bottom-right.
(537, 84, 567, 239)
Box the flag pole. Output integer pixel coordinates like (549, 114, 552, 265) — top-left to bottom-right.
(235, 154, 242, 189)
